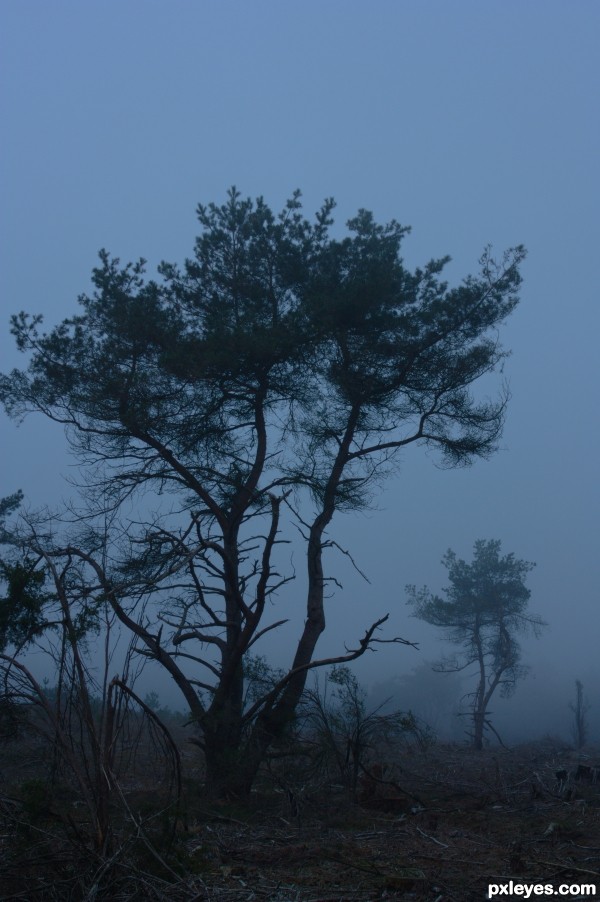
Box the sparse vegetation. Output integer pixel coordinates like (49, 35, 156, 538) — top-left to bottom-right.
(298, 665, 430, 800)
(2, 709, 599, 899)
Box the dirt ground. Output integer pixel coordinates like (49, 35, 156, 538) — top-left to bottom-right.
(1, 735, 599, 900)
(175, 739, 600, 901)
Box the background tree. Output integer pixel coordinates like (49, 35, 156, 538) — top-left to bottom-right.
(569, 679, 590, 749)
(407, 539, 545, 749)
(1, 189, 526, 796)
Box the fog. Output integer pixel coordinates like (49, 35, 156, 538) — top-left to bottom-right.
(1, 1, 599, 746)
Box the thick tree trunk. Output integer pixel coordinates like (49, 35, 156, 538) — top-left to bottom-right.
(201, 407, 361, 799)
(202, 676, 248, 798)
(204, 742, 249, 799)
(472, 710, 485, 750)
(203, 720, 268, 799)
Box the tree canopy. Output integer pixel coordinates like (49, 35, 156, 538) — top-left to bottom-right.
(1, 189, 526, 795)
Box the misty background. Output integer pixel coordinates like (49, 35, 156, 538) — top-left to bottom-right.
(1, 1, 598, 745)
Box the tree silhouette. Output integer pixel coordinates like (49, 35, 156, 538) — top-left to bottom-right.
(407, 540, 545, 749)
(1, 190, 525, 795)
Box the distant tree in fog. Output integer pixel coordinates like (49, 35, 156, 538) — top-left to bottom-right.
(0, 189, 525, 797)
(569, 679, 590, 749)
(407, 539, 545, 749)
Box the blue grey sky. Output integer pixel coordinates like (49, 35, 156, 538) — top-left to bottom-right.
(1, 2, 599, 718)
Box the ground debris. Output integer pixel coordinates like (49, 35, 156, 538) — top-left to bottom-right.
(1, 739, 599, 900)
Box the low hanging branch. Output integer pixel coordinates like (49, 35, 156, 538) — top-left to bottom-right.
(242, 615, 418, 724)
